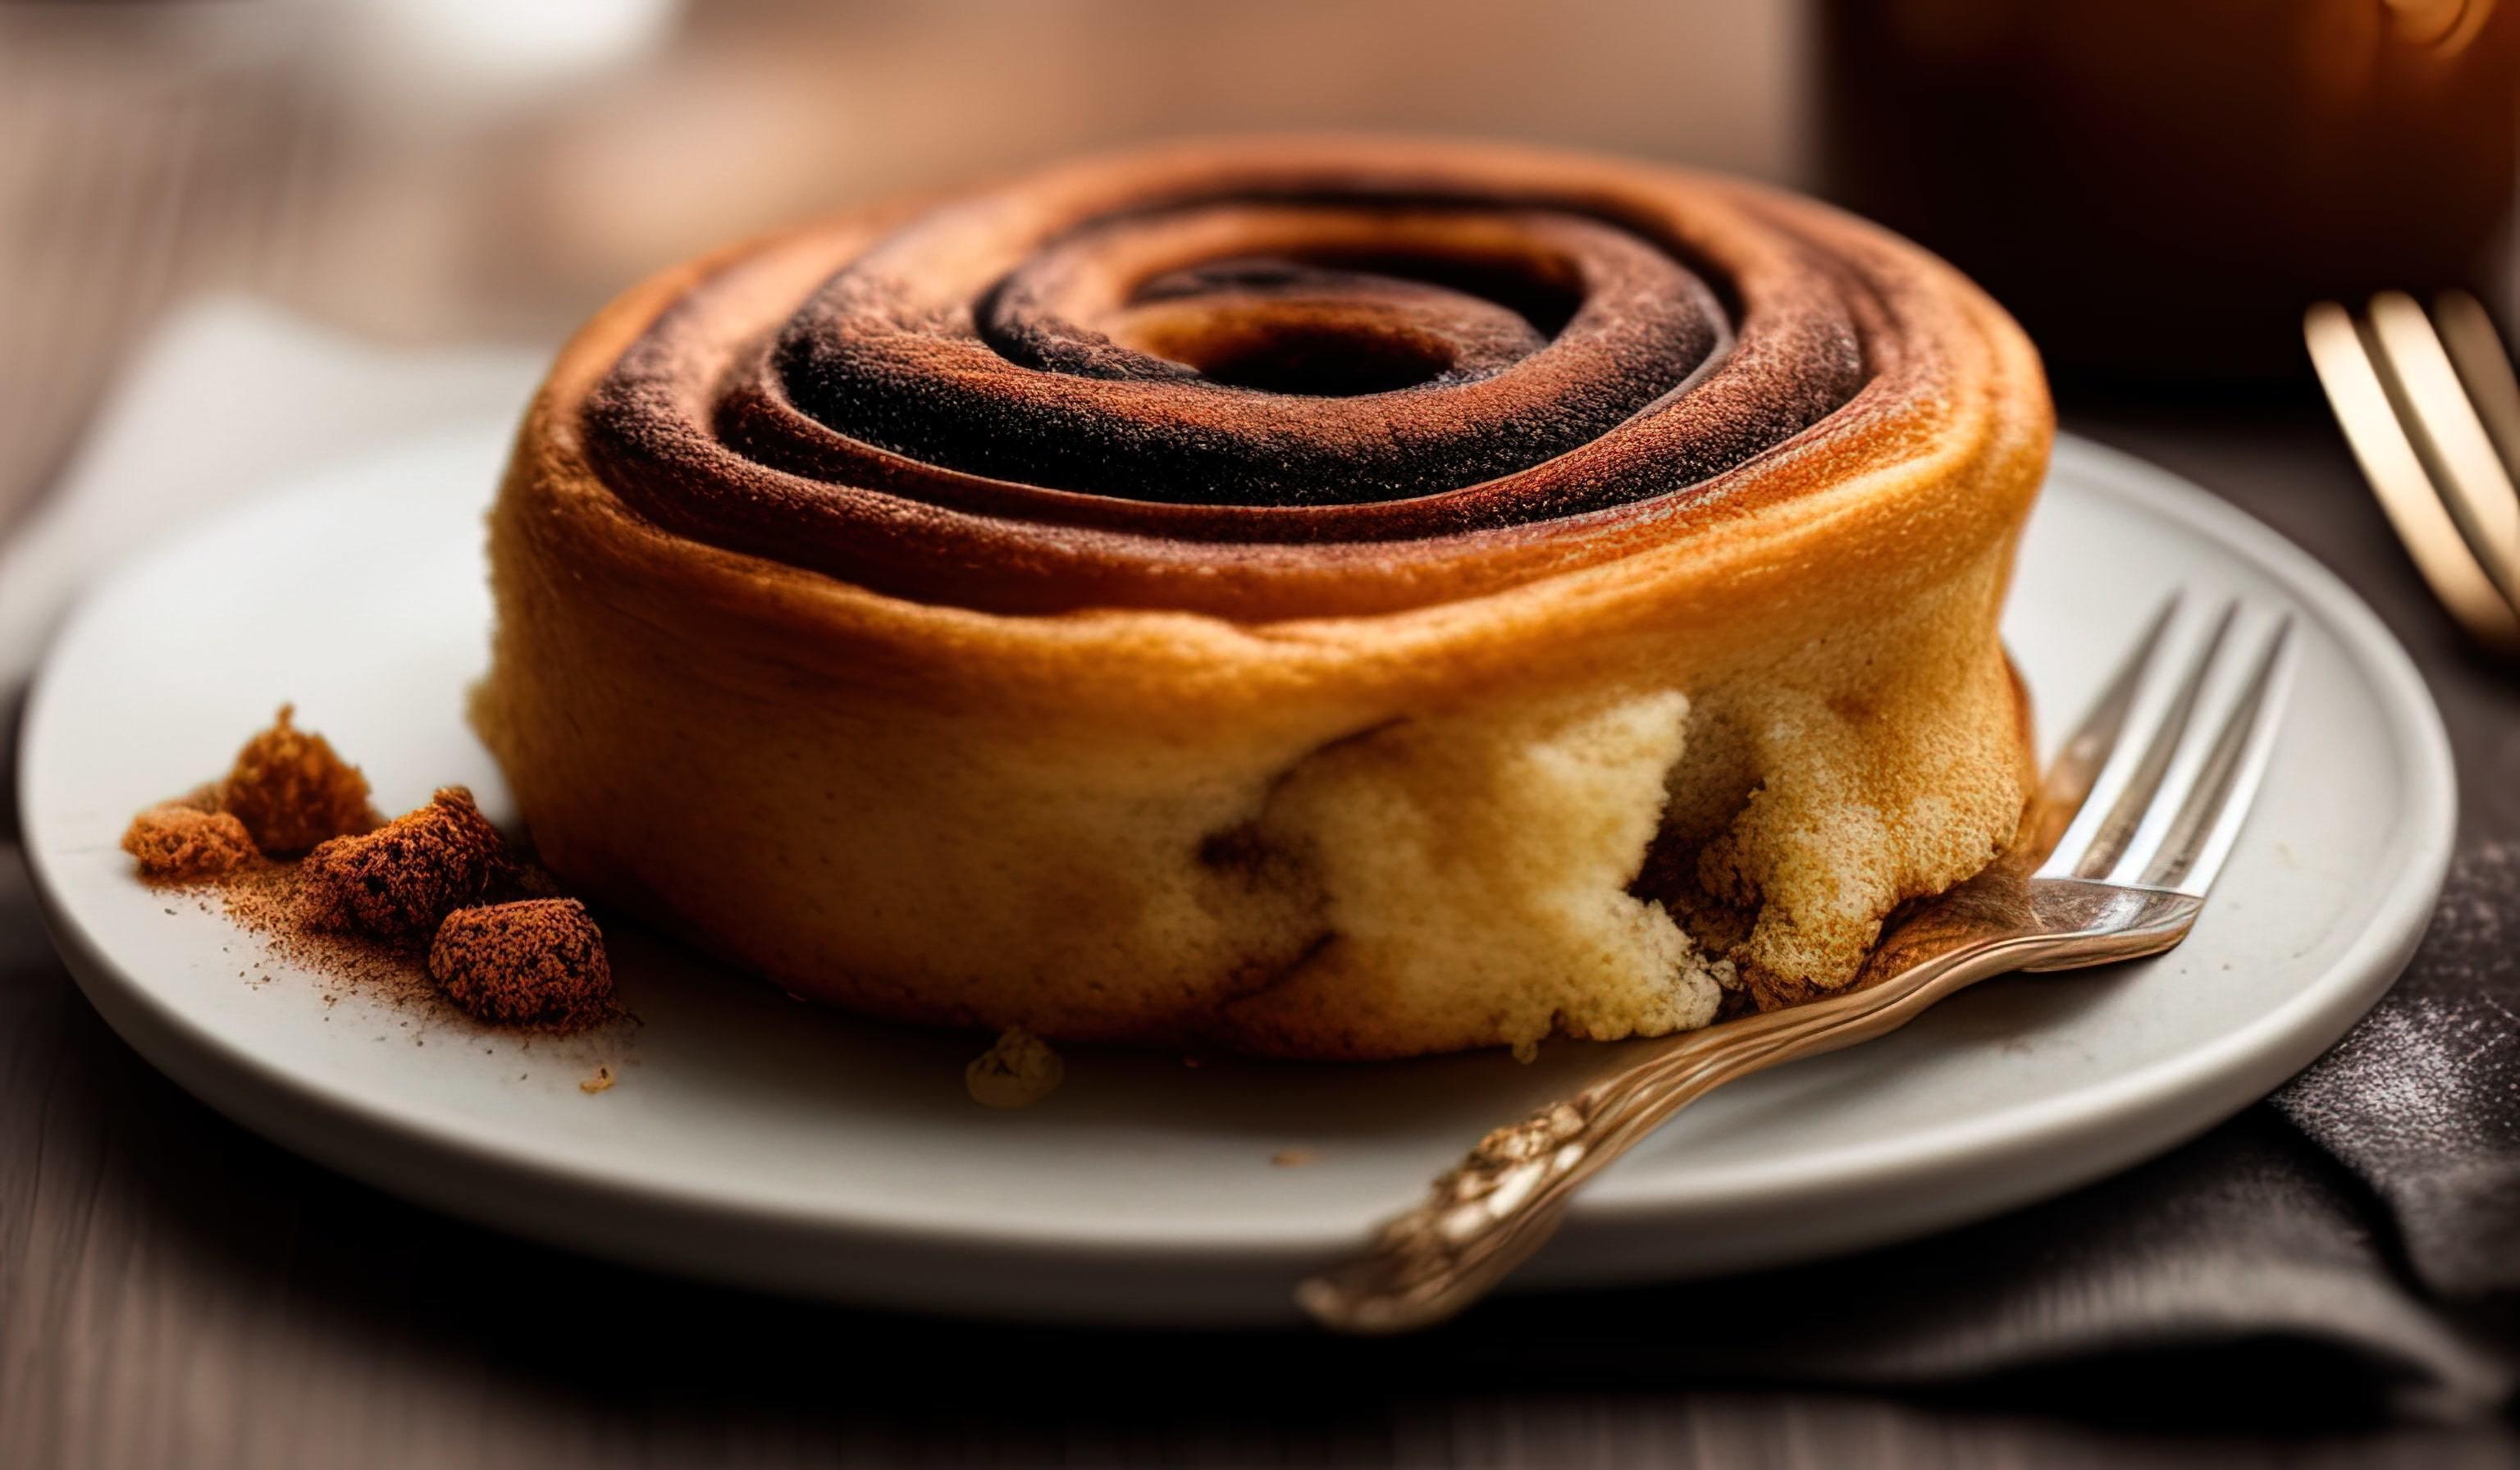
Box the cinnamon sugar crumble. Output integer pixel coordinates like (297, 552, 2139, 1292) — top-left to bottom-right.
(217, 705, 377, 856)
(304, 788, 506, 939)
(121, 804, 256, 881)
(430, 899, 613, 1029)
(127, 710, 612, 1036)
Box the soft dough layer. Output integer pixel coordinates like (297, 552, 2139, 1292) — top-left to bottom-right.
(473, 138, 2049, 1059)
(1244, 688, 1717, 1055)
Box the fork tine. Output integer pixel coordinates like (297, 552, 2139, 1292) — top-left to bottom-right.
(2431, 290, 2520, 486)
(2305, 301, 2520, 654)
(2365, 291, 2520, 607)
(2046, 601, 2237, 881)
(2126, 617, 2296, 896)
(2431, 291, 2520, 610)
(2020, 593, 2180, 862)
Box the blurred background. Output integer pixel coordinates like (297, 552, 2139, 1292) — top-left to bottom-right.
(4, 0, 2509, 541)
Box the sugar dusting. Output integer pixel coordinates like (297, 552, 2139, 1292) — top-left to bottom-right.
(165, 859, 447, 1016)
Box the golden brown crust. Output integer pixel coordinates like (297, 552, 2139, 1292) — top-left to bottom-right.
(474, 137, 2051, 1059)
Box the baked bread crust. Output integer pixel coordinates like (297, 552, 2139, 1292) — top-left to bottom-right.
(475, 138, 2049, 1059)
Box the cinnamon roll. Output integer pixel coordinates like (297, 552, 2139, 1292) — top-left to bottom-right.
(474, 138, 2049, 1060)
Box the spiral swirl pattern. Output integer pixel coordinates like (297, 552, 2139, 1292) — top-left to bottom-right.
(578, 140, 1956, 618)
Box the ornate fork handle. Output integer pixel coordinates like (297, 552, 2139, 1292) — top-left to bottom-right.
(1295, 875, 2202, 1334)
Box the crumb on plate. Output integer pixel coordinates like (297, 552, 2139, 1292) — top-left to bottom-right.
(428, 897, 614, 1031)
(217, 704, 375, 856)
(303, 788, 504, 938)
(121, 803, 256, 882)
(966, 1025, 1063, 1109)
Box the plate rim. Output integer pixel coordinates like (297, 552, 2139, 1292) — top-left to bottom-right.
(15, 428, 2458, 1276)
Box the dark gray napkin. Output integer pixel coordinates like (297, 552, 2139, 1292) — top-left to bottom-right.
(2274, 842, 2520, 1306)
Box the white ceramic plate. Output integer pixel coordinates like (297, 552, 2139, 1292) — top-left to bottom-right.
(19, 428, 2454, 1325)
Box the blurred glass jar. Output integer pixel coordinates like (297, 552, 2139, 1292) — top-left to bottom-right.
(1816, 0, 2519, 389)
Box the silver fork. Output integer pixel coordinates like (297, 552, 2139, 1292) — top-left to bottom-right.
(1298, 597, 2296, 1334)
(2305, 291, 2520, 657)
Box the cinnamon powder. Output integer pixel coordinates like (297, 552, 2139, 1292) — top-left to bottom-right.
(213, 861, 448, 1016)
